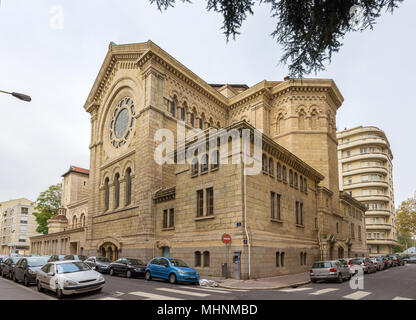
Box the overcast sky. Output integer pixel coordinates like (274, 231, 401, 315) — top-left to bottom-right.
(0, 0, 414, 207)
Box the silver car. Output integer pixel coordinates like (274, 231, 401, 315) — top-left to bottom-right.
(310, 260, 351, 283)
(36, 260, 105, 299)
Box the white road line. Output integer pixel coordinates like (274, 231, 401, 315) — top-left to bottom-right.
(280, 287, 313, 293)
(178, 286, 231, 294)
(156, 287, 210, 297)
(309, 288, 340, 296)
(343, 291, 372, 300)
(129, 291, 183, 300)
(96, 297, 121, 300)
(392, 296, 413, 300)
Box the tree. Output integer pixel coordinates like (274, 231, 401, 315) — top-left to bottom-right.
(396, 195, 416, 237)
(149, 0, 403, 76)
(33, 183, 62, 234)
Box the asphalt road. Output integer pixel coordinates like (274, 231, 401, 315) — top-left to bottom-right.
(1, 264, 415, 300)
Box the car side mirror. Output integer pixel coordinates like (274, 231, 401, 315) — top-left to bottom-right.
(47, 272, 55, 277)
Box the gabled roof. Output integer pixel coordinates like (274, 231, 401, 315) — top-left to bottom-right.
(62, 166, 90, 178)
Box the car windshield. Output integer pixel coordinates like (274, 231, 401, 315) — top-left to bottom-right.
(169, 259, 189, 267)
(127, 258, 144, 265)
(27, 257, 49, 267)
(312, 262, 332, 268)
(11, 257, 20, 264)
(56, 262, 91, 274)
(96, 257, 111, 263)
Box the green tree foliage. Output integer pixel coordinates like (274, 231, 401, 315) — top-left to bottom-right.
(33, 183, 62, 234)
(149, 0, 403, 76)
(396, 195, 416, 237)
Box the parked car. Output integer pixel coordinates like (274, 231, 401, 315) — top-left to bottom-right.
(404, 256, 416, 264)
(145, 257, 200, 284)
(0, 256, 9, 273)
(378, 255, 392, 268)
(388, 254, 405, 266)
(47, 255, 66, 263)
(109, 258, 146, 278)
(36, 260, 105, 299)
(85, 256, 112, 274)
(13, 256, 49, 286)
(370, 257, 384, 271)
(1, 257, 21, 279)
(63, 255, 87, 261)
(351, 257, 376, 274)
(309, 260, 351, 283)
(337, 258, 357, 275)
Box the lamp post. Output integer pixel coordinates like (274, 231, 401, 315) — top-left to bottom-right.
(0, 90, 31, 102)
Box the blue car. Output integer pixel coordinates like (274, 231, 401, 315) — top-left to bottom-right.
(145, 257, 200, 284)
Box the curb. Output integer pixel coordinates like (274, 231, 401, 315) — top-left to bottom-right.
(217, 280, 311, 291)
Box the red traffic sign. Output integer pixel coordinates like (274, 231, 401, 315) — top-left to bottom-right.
(222, 234, 232, 244)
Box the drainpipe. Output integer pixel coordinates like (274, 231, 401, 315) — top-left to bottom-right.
(242, 161, 251, 279)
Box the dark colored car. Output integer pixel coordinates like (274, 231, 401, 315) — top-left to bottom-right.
(47, 255, 66, 262)
(1, 257, 21, 279)
(85, 256, 112, 273)
(13, 256, 49, 286)
(109, 258, 147, 278)
(63, 255, 87, 261)
(388, 254, 405, 266)
(0, 256, 9, 273)
(145, 257, 200, 284)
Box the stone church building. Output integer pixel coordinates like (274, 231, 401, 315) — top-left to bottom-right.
(31, 41, 368, 279)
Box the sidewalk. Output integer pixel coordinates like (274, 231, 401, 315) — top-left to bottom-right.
(204, 272, 310, 290)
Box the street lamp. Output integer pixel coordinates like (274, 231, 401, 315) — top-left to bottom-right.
(0, 89, 31, 102)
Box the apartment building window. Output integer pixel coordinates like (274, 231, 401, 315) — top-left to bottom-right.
(20, 216, 28, 224)
(281, 252, 285, 267)
(300, 203, 304, 225)
(367, 233, 372, 239)
(276, 252, 280, 267)
(295, 201, 300, 225)
(203, 251, 210, 267)
(20, 225, 27, 232)
(169, 209, 175, 228)
(276, 194, 281, 220)
(269, 158, 274, 177)
(197, 190, 204, 217)
(262, 154, 268, 172)
(163, 210, 168, 229)
(163, 209, 175, 229)
(282, 166, 287, 183)
(300, 176, 303, 192)
(294, 172, 298, 188)
(195, 251, 201, 267)
(21, 207, 28, 215)
(289, 170, 293, 186)
(348, 178, 352, 184)
(304, 178, 307, 193)
(360, 147, 367, 154)
(346, 151, 351, 157)
(271, 192, 275, 219)
(206, 188, 214, 216)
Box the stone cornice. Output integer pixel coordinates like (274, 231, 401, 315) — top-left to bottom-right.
(29, 227, 85, 240)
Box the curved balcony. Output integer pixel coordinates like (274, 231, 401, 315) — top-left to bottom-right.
(366, 224, 393, 231)
(365, 210, 393, 217)
(355, 195, 391, 202)
(342, 166, 388, 177)
(338, 137, 389, 150)
(366, 238, 397, 245)
(339, 152, 390, 164)
(343, 181, 390, 190)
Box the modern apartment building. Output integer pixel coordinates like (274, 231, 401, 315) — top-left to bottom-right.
(337, 126, 397, 254)
(0, 198, 40, 255)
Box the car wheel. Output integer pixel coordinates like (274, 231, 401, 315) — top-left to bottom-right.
(24, 276, 29, 287)
(126, 270, 132, 279)
(37, 281, 44, 292)
(56, 288, 65, 299)
(337, 273, 343, 283)
(109, 268, 115, 276)
(145, 271, 152, 281)
(169, 273, 177, 284)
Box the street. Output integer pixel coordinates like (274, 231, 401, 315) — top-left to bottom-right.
(1, 264, 415, 300)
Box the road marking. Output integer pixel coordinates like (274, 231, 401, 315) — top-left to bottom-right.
(280, 287, 313, 293)
(156, 287, 210, 297)
(392, 296, 413, 300)
(343, 291, 371, 300)
(309, 288, 340, 295)
(96, 297, 121, 300)
(129, 291, 183, 300)
(177, 286, 231, 294)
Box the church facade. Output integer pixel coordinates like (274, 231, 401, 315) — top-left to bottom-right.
(31, 41, 368, 279)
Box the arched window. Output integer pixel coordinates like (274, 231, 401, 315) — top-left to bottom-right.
(80, 214, 85, 227)
(104, 178, 110, 211)
(282, 166, 287, 183)
(199, 118, 203, 130)
(170, 101, 176, 117)
(192, 157, 199, 176)
(203, 251, 210, 267)
(269, 158, 274, 176)
(262, 154, 268, 172)
(125, 168, 132, 206)
(114, 173, 120, 209)
(190, 113, 195, 127)
(277, 162, 282, 180)
(311, 111, 318, 130)
(300, 175, 303, 191)
(289, 169, 293, 186)
(180, 107, 186, 121)
(211, 150, 219, 170)
(298, 112, 305, 130)
(304, 178, 307, 193)
(72, 216, 78, 229)
(294, 172, 298, 188)
(195, 251, 201, 267)
(201, 154, 208, 173)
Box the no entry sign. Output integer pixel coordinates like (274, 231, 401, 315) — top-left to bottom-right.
(222, 233, 232, 244)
